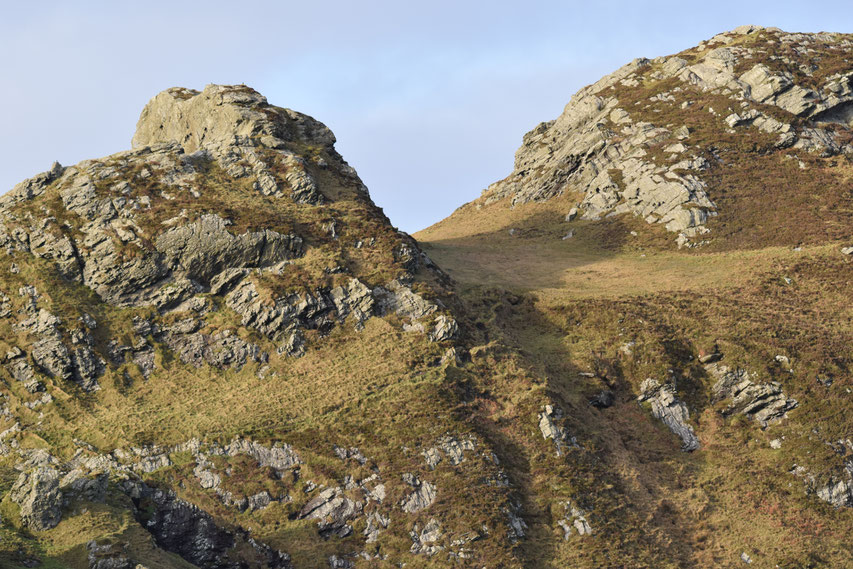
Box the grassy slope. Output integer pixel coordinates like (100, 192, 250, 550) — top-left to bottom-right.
(416, 187, 853, 567)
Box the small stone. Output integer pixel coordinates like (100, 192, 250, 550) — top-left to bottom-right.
(770, 439, 782, 449)
(699, 352, 722, 364)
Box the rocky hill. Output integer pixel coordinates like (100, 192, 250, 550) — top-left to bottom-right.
(1, 27, 853, 569)
(424, 25, 852, 251)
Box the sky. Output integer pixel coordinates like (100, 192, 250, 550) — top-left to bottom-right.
(1, 1, 851, 233)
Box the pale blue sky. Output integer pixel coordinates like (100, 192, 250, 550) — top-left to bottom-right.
(2, 1, 850, 232)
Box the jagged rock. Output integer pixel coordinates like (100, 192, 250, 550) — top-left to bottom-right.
(483, 58, 716, 234)
(329, 278, 374, 327)
(193, 459, 221, 490)
(281, 154, 323, 204)
(71, 345, 105, 391)
(816, 476, 853, 508)
(87, 541, 135, 569)
(10, 467, 63, 530)
(401, 473, 437, 513)
(423, 435, 476, 469)
(439, 346, 460, 366)
(60, 470, 108, 503)
(133, 84, 333, 154)
(538, 405, 578, 455)
(333, 445, 368, 464)
(328, 555, 354, 569)
(373, 279, 437, 320)
(558, 501, 592, 539)
(638, 378, 699, 452)
(31, 336, 74, 382)
(279, 330, 305, 358)
(214, 437, 301, 474)
(132, 85, 330, 207)
(162, 327, 266, 370)
(504, 504, 528, 542)
(429, 314, 458, 342)
(707, 363, 798, 426)
(792, 462, 853, 508)
(247, 491, 273, 511)
(127, 483, 235, 566)
(410, 518, 443, 556)
(298, 487, 362, 537)
(364, 511, 390, 543)
(8, 359, 35, 383)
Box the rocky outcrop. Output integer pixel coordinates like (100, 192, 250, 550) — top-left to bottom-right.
(480, 26, 853, 245)
(410, 518, 443, 556)
(483, 57, 716, 237)
(638, 378, 700, 452)
(86, 541, 135, 569)
(155, 213, 303, 284)
(557, 501, 592, 539)
(423, 434, 477, 469)
(297, 487, 362, 538)
(792, 461, 853, 508)
(10, 467, 63, 530)
(401, 473, 437, 513)
(538, 404, 578, 456)
(131, 85, 334, 205)
(124, 481, 292, 569)
(707, 364, 798, 426)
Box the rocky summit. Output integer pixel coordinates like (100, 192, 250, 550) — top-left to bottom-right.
(1, 27, 853, 569)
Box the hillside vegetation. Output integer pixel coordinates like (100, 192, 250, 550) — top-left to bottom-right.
(1, 25, 852, 569)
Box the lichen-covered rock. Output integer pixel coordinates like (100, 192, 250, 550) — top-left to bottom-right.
(155, 213, 303, 284)
(215, 437, 301, 474)
(364, 511, 390, 543)
(558, 501, 592, 539)
(707, 363, 798, 426)
(638, 378, 700, 452)
(423, 435, 476, 469)
(410, 518, 443, 556)
(400, 473, 437, 513)
(429, 314, 458, 342)
(483, 58, 716, 235)
(298, 487, 362, 537)
(10, 467, 63, 530)
(538, 404, 578, 456)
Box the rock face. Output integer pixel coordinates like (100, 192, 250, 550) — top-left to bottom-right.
(484, 57, 717, 236)
(480, 26, 853, 245)
(638, 378, 700, 452)
(1, 29, 851, 568)
(155, 213, 303, 284)
(707, 364, 798, 426)
(10, 467, 63, 530)
(125, 481, 291, 569)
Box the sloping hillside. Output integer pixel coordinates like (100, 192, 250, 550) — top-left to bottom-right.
(417, 25, 853, 568)
(0, 25, 852, 569)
